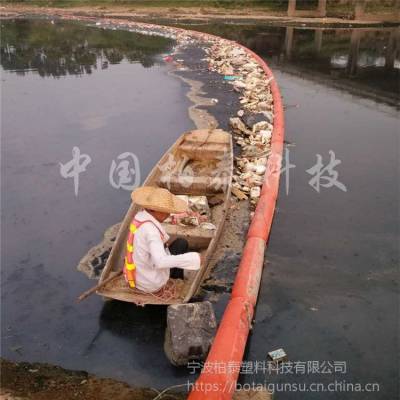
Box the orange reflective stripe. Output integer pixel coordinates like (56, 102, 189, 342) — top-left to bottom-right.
(125, 261, 136, 271)
(127, 231, 134, 243)
(124, 256, 136, 288)
(124, 217, 164, 289)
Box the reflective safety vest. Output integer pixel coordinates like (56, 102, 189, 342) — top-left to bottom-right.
(124, 218, 164, 289)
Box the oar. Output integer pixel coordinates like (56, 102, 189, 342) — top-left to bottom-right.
(77, 271, 123, 303)
(198, 126, 214, 148)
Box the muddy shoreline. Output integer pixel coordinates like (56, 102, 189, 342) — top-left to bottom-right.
(0, 359, 186, 400)
(1, 3, 399, 26)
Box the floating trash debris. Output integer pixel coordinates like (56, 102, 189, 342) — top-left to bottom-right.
(200, 222, 217, 230)
(205, 41, 274, 209)
(268, 348, 288, 363)
(223, 75, 240, 81)
(231, 187, 248, 200)
(71, 16, 275, 212)
(250, 186, 261, 203)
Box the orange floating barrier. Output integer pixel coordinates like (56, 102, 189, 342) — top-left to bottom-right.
(187, 39, 285, 400)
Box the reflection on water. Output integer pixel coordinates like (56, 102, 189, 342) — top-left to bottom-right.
(165, 21, 399, 102)
(1, 17, 194, 386)
(82, 301, 166, 356)
(0, 19, 174, 77)
(280, 27, 399, 95)
(99, 301, 166, 340)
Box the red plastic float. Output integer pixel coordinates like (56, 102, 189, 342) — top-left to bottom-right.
(187, 40, 285, 399)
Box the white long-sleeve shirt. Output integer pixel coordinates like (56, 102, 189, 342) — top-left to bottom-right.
(132, 210, 201, 293)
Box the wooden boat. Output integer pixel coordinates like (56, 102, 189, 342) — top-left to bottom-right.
(97, 128, 233, 305)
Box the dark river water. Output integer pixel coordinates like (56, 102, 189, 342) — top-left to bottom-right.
(1, 17, 399, 399)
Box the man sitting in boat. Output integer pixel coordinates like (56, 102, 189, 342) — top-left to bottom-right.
(124, 186, 201, 294)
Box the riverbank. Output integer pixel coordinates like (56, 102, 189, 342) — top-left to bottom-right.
(2, 358, 271, 399)
(1, 2, 399, 26)
(0, 359, 186, 400)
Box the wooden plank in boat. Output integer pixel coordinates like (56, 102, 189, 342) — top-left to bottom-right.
(183, 129, 230, 144)
(100, 275, 184, 305)
(159, 175, 229, 195)
(163, 223, 215, 250)
(178, 142, 228, 160)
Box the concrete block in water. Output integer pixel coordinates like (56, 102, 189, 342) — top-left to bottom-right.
(164, 301, 217, 366)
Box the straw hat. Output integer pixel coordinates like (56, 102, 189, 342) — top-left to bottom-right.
(131, 186, 188, 214)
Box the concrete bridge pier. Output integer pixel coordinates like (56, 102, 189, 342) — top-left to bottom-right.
(287, 0, 327, 18)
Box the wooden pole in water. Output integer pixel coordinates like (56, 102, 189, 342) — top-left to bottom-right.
(317, 0, 327, 18)
(287, 0, 297, 17)
(285, 27, 294, 61)
(354, 0, 366, 20)
(77, 271, 122, 302)
(315, 29, 323, 54)
(347, 30, 362, 76)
